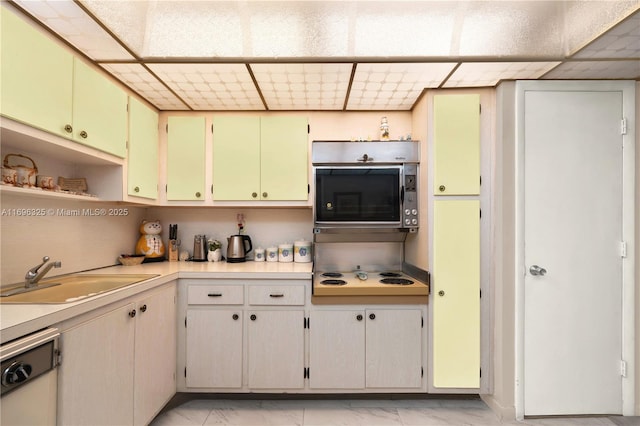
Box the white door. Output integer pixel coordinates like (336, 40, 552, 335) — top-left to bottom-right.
(523, 89, 624, 415)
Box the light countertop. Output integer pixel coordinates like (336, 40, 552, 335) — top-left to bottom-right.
(0, 260, 312, 344)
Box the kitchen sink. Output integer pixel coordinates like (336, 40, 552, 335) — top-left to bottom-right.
(0, 274, 159, 304)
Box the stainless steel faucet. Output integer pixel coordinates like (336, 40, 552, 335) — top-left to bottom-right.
(25, 256, 62, 288)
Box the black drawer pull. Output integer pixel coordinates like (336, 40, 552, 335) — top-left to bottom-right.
(269, 294, 284, 298)
(207, 293, 223, 297)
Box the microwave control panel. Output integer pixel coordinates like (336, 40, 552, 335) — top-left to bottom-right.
(403, 164, 419, 229)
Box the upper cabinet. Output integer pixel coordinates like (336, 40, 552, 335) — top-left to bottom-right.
(212, 116, 308, 201)
(128, 97, 159, 200)
(1, 7, 127, 159)
(166, 116, 206, 201)
(433, 94, 480, 195)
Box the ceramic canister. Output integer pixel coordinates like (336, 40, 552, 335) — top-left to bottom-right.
(278, 243, 293, 263)
(254, 247, 265, 262)
(294, 240, 312, 263)
(266, 246, 278, 262)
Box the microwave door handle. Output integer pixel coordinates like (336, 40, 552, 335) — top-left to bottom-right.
(401, 185, 405, 204)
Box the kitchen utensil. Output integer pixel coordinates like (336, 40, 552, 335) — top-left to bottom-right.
(278, 243, 293, 262)
(3, 153, 37, 187)
(294, 240, 312, 263)
(192, 234, 207, 261)
(227, 234, 252, 263)
(266, 246, 278, 262)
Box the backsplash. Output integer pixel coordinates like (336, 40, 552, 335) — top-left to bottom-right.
(1, 196, 146, 285)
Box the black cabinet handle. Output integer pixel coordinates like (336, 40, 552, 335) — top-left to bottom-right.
(369, 313, 376, 320)
(208, 293, 222, 297)
(140, 304, 147, 313)
(269, 294, 284, 298)
(356, 314, 363, 321)
(250, 314, 257, 321)
(232, 314, 239, 320)
(129, 309, 136, 318)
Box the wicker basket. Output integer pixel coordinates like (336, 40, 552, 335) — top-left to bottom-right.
(118, 255, 145, 266)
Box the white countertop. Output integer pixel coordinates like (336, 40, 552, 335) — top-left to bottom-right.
(0, 260, 312, 344)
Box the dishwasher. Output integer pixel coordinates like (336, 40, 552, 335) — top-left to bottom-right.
(1, 328, 59, 425)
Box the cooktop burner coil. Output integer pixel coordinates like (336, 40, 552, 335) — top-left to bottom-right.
(380, 278, 414, 285)
(379, 272, 402, 277)
(321, 279, 347, 285)
(321, 272, 344, 278)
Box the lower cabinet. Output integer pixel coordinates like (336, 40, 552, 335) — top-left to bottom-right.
(309, 309, 423, 390)
(57, 283, 176, 426)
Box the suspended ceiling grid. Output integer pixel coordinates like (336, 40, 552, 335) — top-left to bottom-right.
(7, 0, 640, 112)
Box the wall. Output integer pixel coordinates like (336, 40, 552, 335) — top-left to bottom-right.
(636, 81, 639, 415)
(0, 196, 146, 285)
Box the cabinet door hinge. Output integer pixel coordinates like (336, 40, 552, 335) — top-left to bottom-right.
(211, 184, 214, 195)
(211, 124, 214, 133)
(304, 367, 310, 379)
(620, 241, 628, 258)
(421, 317, 424, 328)
(479, 175, 482, 186)
(480, 367, 482, 378)
(307, 124, 310, 134)
(480, 289, 482, 298)
(184, 316, 187, 328)
(621, 360, 627, 377)
(55, 349, 62, 367)
(304, 317, 309, 329)
(421, 367, 424, 377)
(621, 118, 628, 135)
(479, 104, 482, 114)
(479, 208, 482, 219)
(166, 124, 168, 133)
(308, 184, 310, 194)
(184, 367, 187, 378)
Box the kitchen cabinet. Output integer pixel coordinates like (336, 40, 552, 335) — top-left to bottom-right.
(1, 7, 127, 159)
(309, 309, 423, 389)
(247, 310, 305, 389)
(433, 94, 480, 195)
(57, 283, 176, 425)
(166, 116, 206, 200)
(128, 97, 159, 200)
(212, 116, 308, 201)
(432, 199, 480, 388)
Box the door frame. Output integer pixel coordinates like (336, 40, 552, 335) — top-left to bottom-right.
(514, 80, 636, 419)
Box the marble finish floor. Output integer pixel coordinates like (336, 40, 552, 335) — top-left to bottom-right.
(150, 398, 640, 426)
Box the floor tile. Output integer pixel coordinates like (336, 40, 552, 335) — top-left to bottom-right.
(303, 406, 403, 426)
(397, 406, 502, 425)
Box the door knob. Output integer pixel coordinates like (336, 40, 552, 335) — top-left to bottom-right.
(529, 265, 547, 276)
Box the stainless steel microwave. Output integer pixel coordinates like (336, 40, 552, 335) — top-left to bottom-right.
(312, 141, 419, 232)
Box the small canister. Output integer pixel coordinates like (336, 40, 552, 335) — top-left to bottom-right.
(266, 246, 278, 262)
(254, 247, 265, 262)
(278, 243, 293, 263)
(294, 240, 312, 263)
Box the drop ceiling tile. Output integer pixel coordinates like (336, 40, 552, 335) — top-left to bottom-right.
(100, 63, 189, 110)
(443, 62, 561, 87)
(146, 64, 264, 111)
(542, 60, 640, 80)
(573, 10, 640, 59)
(13, 0, 134, 61)
(251, 63, 352, 110)
(347, 63, 457, 110)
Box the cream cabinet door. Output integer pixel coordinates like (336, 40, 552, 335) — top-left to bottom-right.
(58, 303, 135, 426)
(212, 116, 260, 200)
(432, 199, 480, 388)
(167, 116, 206, 200)
(72, 59, 128, 158)
(260, 116, 308, 200)
(247, 310, 304, 389)
(309, 310, 365, 389)
(134, 285, 176, 426)
(185, 309, 243, 388)
(128, 97, 159, 199)
(0, 7, 73, 137)
(433, 94, 480, 195)
(365, 309, 423, 388)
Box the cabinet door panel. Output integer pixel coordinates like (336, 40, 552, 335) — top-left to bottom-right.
(212, 116, 260, 200)
(366, 309, 422, 388)
(134, 285, 176, 426)
(433, 94, 480, 195)
(72, 59, 127, 157)
(186, 309, 243, 388)
(309, 310, 365, 389)
(260, 116, 308, 200)
(1, 8, 73, 137)
(128, 97, 159, 199)
(433, 200, 480, 388)
(58, 303, 135, 425)
(167, 116, 206, 200)
(247, 310, 304, 389)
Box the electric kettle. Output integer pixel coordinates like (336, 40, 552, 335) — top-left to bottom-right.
(227, 234, 252, 263)
(192, 234, 207, 261)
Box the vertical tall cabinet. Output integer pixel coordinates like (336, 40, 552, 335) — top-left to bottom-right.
(431, 94, 482, 390)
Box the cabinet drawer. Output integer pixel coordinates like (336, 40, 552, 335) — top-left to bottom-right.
(248, 285, 305, 306)
(188, 285, 243, 305)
